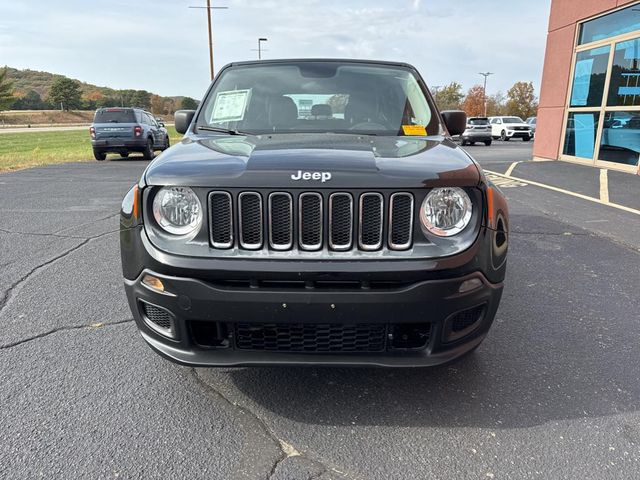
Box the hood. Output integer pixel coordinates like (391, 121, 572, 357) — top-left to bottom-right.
(144, 133, 480, 189)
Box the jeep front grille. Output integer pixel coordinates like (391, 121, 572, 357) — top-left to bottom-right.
(269, 192, 293, 250)
(238, 192, 263, 249)
(209, 192, 233, 249)
(208, 191, 414, 253)
(329, 193, 353, 250)
(389, 193, 414, 250)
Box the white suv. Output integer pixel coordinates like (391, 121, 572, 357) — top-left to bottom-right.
(489, 116, 533, 142)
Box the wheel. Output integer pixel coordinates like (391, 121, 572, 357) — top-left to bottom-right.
(93, 149, 106, 161)
(484, 140, 492, 146)
(500, 130, 509, 141)
(163, 136, 170, 150)
(468, 141, 475, 146)
(143, 138, 155, 160)
(522, 137, 531, 142)
(121, 151, 129, 158)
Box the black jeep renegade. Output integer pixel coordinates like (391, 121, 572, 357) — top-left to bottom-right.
(120, 59, 509, 367)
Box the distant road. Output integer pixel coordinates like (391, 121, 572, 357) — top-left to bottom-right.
(0, 125, 89, 134)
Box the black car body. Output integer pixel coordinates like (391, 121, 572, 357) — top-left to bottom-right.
(90, 107, 170, 160)
(120, 59, 509, 367)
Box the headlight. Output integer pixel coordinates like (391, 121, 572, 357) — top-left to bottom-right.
(420, 187, 472, 237)
(152, 186, 202, 235)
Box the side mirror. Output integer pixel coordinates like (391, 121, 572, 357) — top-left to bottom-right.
(175, 110, 196, 134)
(158, 122, 165, 128)
(441, 110, 467, 137)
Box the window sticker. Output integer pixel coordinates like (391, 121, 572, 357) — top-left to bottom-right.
(402, 125, 427, 136)
(571, 59, 594, 107)
(210, 89, 251, 123)
(573, 113, 596, 159)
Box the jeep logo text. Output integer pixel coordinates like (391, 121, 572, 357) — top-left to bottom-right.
(291, 170, 332, 182)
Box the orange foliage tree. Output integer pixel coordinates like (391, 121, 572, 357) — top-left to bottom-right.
(462, 85, 486, 117)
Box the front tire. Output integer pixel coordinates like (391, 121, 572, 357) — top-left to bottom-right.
(484, 140, 492, 146)
(120, 151, 129, 158)
(93, 149, 106, 161)
(143, 138, 155, 160)
(523, 137, 531, 142)
(500, 130, 509, 141)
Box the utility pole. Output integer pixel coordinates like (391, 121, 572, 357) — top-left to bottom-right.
(189, 2, 229, 80)
(257, 38, 267, 60)
(478, 72, 493, 117)
(251, 38, 268, 59)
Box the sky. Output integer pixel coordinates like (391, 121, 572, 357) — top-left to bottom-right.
(0, 0, 552, 99)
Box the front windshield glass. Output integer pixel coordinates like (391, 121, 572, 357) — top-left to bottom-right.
(503, 117, 525, 124)
(197, 62, 440, 136)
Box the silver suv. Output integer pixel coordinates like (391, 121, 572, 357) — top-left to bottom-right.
(459, 117, 492, 146)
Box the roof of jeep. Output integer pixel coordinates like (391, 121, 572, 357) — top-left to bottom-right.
(222, 58, 417, 70)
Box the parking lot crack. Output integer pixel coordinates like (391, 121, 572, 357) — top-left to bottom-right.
(512, 231, 590, 236)
(0, 226, 119, 241)
(52, 212, 120, 235)
(0, 231, 118, 316)
(0, 318, 133, 350)
(192, 369, 355, 479)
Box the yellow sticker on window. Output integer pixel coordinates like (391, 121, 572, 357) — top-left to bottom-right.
(402, 125, 427, 136)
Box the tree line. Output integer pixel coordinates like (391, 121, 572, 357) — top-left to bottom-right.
(432, 80, 538, 120)
(0, 68, 198, 114)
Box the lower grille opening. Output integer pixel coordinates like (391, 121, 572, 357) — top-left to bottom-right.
(140, 301, 175, 338)
(235, 323, 387, 353)
(451, 305, 485, 332)
(390, 323, 431, 349)
(190, 321, 230, 348)
(207, 279, 417, 291)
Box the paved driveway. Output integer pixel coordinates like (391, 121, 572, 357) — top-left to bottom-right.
(1, 144, 639, 479)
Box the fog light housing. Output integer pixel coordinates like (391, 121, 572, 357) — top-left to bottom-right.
(142, 274, 165, 293)
(459, 278, 482, 293)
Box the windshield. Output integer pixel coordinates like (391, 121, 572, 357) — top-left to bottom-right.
(94, 109, 136, 123)
(468, 118, 489, 125)
(503, 117, 524, 124)
(197, 62, 439, 136)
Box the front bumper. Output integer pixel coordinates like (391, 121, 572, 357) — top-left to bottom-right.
(505, 130, 532, 139)
(126, 268, 502, 367)
(121, 224, 507, 367)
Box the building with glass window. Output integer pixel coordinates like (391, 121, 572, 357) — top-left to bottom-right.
(535, 1, 640, 173)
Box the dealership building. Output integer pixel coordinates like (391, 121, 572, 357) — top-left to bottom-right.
(535, 0, 640, 173)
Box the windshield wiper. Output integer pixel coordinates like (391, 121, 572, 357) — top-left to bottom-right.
(196, 125, 248, 135)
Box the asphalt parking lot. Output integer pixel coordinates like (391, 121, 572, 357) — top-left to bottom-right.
(1, 141, 639, 479)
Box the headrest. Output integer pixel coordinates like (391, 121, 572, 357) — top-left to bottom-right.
(344, 96, 376, 124)
(269, 96, 298, 127)
(311, 104, 332, 117)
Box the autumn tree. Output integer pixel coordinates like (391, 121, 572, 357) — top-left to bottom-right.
(48, 77, 82, 110)
(132, 90, 151, 109)
(432, 82, 464, 111)
(12, 90, 47, 110)
(506, 81, 538, 119)
(0, 67, 15, 111)
(150, 94, 165, 114)
(462, 85, 486, 117)
(486, 92, 507, 116)
(180, 96, 199, 110)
